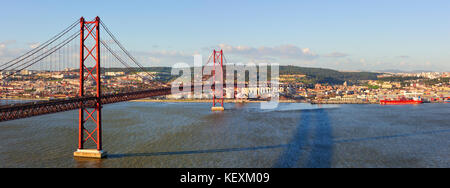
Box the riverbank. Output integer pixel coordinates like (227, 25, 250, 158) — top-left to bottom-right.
(131, 99, 301, 103)
(133, 99, 449, 104)
(0, 98, 49, 101)
(2, 98, 448, 104)
(311, 100, 375, 104)
(311, 100, 449, 104)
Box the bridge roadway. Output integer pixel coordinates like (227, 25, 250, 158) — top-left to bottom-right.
(0, 83, 269, 122)
(0, 87, 173, 122)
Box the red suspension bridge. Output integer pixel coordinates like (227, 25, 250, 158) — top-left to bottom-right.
(0, 17, 226, 158)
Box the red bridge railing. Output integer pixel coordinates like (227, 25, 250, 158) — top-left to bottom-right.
(0, 87, 172, 122)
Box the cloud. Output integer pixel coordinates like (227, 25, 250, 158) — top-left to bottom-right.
(28, 42, 40, 49)
(212, 44, 319, 60)
(147, 57, 161, 64)
(397, 56, 410, 59)
(0, 40, 24, 62)
(0, 40, 16, 46)
(322, 52, 349, 58)
(139, 51, 187, 64)
(0, 40, 16, 50)
(133, 50, 195, 66)
(138, 50, 191, 61)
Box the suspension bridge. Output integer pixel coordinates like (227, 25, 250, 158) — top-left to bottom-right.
(0, 17, 226, 158)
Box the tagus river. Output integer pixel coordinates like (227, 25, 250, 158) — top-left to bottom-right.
(0, 102, 449, 168)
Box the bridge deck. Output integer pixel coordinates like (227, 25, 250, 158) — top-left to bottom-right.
(0, 87, 172, 122)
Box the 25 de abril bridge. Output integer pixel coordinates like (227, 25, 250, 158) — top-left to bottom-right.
(0, 17, 228, 159)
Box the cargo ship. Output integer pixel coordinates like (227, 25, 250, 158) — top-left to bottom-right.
(380, 97, 423, 105)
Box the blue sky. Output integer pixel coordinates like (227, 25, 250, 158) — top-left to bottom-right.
(0, 0, 449, 71)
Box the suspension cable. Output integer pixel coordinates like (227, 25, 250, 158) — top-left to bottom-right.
(3, 31, 80, 78)
(99, 21, 166, 86)
(100, 21, 154, 77)
(8, 30, 80, 72)
(0, 19, 79, 71)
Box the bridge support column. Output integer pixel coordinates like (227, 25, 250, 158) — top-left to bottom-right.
(211, 50, 225, 111)
(74, 17, 106, 159)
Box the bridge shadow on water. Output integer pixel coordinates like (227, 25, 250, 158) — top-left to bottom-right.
(273, 109, 334, 168)
(106, 144, 289, 159)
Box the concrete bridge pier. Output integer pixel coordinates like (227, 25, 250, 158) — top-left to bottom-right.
(74, 149, 107, 159)
(211, 107, 225, 111)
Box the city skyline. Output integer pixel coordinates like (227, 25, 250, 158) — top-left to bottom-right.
(0, 0, 449, 72)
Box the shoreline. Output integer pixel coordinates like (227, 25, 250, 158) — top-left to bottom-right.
(1, 98, 447, 104)
(0, 98, 49, 101)
(130, 99, 301, 103)
(132, 99, 449, 104)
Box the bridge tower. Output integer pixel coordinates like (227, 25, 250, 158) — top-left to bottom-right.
(73, 17, 106, 159)
(211, 50, 225, 111)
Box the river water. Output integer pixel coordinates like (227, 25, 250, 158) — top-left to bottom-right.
(0, 102, 448, 168)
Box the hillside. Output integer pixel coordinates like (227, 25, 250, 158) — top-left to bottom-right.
(103, 66, 379, 85)
(280, 66, 379, 85)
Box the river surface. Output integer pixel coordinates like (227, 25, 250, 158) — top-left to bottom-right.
(0, 102, 449, 168)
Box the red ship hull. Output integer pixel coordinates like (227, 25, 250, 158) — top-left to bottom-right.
(380, 100, 423, 105)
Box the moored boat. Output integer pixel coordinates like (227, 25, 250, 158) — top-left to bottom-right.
(380, 97, 423, 105)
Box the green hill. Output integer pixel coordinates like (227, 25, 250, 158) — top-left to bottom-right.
(279, 66, 379, 85)
(103, 66, 379, 85)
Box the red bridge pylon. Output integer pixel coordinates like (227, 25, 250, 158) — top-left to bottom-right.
(73, 17, 106, 159)
(211, 50, 225, 111)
